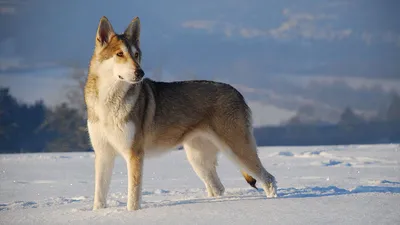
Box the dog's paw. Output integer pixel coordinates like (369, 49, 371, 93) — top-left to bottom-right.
(264, 178, 278, 198)
(127, 204, 141, 211)
(266, 189, 278, 198)
(93, 202, 106, 210)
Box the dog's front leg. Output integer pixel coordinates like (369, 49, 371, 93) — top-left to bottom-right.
(88, 122, 116, 210)
(93, 149, 115, 210)
(126, 146, 144, 211)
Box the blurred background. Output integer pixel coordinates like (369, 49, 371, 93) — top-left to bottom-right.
(0, 0, 399, 153)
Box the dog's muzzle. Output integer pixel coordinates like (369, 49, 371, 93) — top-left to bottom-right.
(135, 69, 145, 79)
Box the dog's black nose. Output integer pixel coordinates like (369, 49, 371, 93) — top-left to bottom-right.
(135, 69, 145, 78)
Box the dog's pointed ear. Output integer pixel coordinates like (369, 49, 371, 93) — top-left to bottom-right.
(124, 17, 141, 46)
(96, 16, 115, 46)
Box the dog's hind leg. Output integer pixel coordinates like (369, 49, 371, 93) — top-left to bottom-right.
(216, 128, 278, 198)
(183, 137, 225, 197)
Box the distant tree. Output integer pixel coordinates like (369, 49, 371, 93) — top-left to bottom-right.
(0, 87, 19, 151)
(40, 102, 90, 152)
(386, 93, 400, 121)
(0, 87, 48, 153)
(285, 116, 302, 126)
(285, 104, 321, 126)
(65, 67, 87, 117)
(338, 107, 364, 126)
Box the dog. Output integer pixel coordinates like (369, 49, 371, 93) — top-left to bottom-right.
(84, 16, 277, 211)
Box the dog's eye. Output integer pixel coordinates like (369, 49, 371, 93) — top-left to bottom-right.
(134, 52, 139, 58)
(116, 51, 124, 57)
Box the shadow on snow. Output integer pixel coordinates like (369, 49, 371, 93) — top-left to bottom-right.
(1, 183, 399, 211)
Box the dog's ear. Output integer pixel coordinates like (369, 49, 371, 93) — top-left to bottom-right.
(124, 17, 141, 47)
(96, 16, 115, 47)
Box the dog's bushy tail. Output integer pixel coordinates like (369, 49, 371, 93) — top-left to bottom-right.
(241, 171, 258, 190)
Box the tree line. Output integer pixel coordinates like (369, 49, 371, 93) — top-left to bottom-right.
(0, 87, 90, 153)
(0, 82, 399, 153)
(254, 94, 400, 146)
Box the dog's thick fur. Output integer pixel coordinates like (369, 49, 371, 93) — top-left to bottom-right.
(84, 16, 277, 211)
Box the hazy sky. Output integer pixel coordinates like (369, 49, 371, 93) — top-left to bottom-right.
(1, 0, 399, 125)
(2, 0, 400, 75)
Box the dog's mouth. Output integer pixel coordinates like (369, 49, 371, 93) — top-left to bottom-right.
(118, 75, 143, 84)
(126, 78, 143, 84)
(128, 78, 143, 84)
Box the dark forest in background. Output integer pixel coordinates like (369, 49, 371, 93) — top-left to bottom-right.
(1, 85, 399, 153)
(0, 87, 89, 153)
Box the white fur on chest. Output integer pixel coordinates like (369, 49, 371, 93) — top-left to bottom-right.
(89, 120, 136, 156)
(87, 74, 138, 155)
(88, 92, 136, 156)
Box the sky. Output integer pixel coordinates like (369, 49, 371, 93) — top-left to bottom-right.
(1, 0, 399, 126)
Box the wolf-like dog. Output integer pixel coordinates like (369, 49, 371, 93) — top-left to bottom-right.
(84, 16, 278, 211)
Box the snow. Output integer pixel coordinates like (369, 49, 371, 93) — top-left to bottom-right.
(1, 144, 399, 225)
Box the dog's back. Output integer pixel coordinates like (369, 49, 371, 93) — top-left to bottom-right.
(149, 79, 251, 129)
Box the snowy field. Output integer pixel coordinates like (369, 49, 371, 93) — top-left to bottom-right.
(1, 144, 399, 225)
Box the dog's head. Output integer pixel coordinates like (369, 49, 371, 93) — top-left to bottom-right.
(93, 16, 144, 84)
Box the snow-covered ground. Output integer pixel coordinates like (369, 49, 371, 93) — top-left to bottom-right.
(1, 144, 399, 225)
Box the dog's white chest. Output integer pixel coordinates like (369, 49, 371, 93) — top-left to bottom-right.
(105, 121, 136, 152)
(87, 81, 137, 155)
(89, 119, 136, 155)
